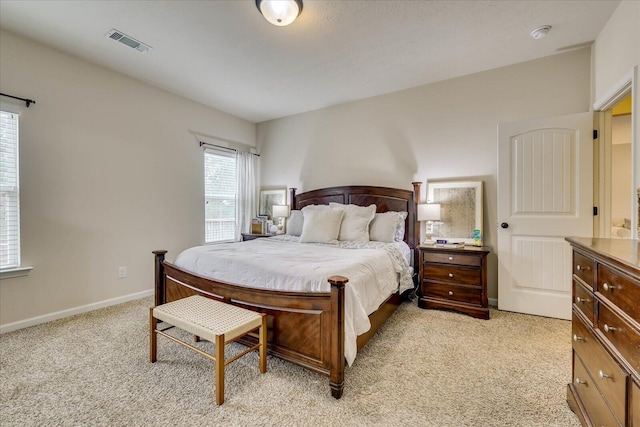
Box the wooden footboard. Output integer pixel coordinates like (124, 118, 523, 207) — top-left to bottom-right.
(154, 250, 350, 398)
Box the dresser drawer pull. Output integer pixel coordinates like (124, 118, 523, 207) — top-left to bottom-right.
(576, 265, 591, 271)
(603, 324, 616, 333)
(597, 370, 611, 380)
(575, 296, 589, 304)
(448, 256, 454, 261)
(574, 377, 586, 385)
(448, 291, 454, 296)
(448, 273, 454, 278)
(602, 283, 615, 292)
(573, 334, 584, 342)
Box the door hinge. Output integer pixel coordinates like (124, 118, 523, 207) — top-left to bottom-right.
(593, 129, 598, 139)
(593, 206, 598, 216)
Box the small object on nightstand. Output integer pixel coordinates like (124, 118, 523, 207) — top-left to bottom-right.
(418, 244, 490, 319)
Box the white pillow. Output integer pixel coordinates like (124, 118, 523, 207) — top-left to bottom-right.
(285, 210, 304, 236)
(394, 211, 408, 241)
(299, 209, 344, 244)
(329, 203, 376, 242)
(369, 212, 399, 243)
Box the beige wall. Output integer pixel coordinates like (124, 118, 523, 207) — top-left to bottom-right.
(257, 48, 592, 302)
(593, 0, 640, 235)
(0, 30, 255, 328)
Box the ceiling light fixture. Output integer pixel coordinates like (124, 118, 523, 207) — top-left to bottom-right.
(530, 25, 552, 40)
(255, 0, 303, 26)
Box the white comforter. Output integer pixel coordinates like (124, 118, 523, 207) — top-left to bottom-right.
(174, 236, 413, 366)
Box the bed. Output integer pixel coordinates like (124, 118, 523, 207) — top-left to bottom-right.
(152, 183, 422, 398)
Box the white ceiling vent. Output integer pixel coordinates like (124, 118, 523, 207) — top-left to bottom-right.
(106, 29, 152, 53)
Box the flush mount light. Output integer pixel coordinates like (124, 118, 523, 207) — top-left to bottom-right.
(256, 0, 303, 26)
(530, 25, 552, 40)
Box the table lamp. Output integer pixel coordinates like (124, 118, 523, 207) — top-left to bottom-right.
(418, 203, 441, 243)
(272, 204, 291, 234)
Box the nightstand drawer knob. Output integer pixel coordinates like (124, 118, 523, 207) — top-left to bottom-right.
(448, 256, 454, 261)
(603, 324, 616, 333)
(574, 377, 586, 385)
(576, 264, 591, 271)
(448, 291, 454, 296)
(448, 273, 454, 278)
(598, 370, 611, 380)
(602, 283, 615, 291)
(573, 334, 584, 342)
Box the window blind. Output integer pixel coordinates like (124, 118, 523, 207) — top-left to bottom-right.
(0, 111, 20, 269)
(204, 147, 236, 243)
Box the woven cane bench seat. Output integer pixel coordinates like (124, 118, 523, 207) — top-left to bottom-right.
(150, 295, 267, 405)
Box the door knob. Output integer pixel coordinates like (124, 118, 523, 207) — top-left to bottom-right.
(501, 222, 509, 229)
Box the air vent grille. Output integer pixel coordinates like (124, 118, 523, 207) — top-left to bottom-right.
(105, 29, 152, 53)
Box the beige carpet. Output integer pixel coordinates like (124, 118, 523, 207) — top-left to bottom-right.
(0, 296, 580, 427)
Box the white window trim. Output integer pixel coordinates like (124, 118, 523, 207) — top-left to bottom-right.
(0, 101, 33, 279)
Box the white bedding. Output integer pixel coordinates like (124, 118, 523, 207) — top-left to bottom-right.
(174, 236, 413, 366)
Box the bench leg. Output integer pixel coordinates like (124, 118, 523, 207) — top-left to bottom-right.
(259, 314, 267, 374)
(215, 334, 225, 405)
(149, 308, 158, 363)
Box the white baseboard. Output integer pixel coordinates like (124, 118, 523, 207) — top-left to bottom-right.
(0, 289, 154, 334)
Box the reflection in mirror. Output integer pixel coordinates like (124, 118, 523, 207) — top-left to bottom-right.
(426, 181, 483, 244)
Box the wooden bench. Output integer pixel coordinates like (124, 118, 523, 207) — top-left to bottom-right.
(150, 295, 267, 405)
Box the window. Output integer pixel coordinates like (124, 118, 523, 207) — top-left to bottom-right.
(0, 110, 20, 269)
(204, 148, 236, 243)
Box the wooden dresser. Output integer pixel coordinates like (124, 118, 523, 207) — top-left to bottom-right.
(418, 245, 490, 319)
(566, 237, 640, 426)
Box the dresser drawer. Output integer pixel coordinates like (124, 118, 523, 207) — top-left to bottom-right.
(421, 281, 482, 306)
(573, 280, 594, 325)
(598, 264, 640, 323)
(423, 265, 481, 286)
(598, 301, 640, 376)
(573, 251, 595, 289)
(573, 353, 622, 427)
(423, 252, 481, 267)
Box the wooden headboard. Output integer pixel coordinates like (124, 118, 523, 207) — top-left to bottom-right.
(290, 183, 422, 266)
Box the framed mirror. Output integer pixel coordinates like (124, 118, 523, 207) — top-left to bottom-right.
(426, 180, 483, 244)
(259, 188, 287, 219)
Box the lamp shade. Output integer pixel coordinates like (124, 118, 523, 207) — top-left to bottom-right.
(256, 0, 303, 26)
(418, 203, 441, 222)
(272, 204, 291, 219)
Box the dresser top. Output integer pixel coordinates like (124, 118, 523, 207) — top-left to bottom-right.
(566, 237, 640, 273)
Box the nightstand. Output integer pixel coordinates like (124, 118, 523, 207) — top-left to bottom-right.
(418, 245, 490, 319)
(241, 233, 273, 241)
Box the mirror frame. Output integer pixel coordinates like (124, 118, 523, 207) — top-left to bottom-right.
(426, 180, 483, 244)
(259, 188, 287, 220)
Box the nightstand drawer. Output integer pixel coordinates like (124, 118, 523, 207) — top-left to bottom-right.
(423, 252, 481, 267)
(423, 265, 480, 286)
(633, 381, 640, 427)
(422, 282, 482, 305)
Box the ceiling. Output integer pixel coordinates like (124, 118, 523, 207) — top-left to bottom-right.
(0, 1, 620, 123)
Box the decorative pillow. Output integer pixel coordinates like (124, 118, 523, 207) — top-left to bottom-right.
(285, 210, 304, 236)
(299, 209, 344, 244)
(369, 212, 399, 243)
(394, 211, 408, 241)
(329, 203, 376, 242)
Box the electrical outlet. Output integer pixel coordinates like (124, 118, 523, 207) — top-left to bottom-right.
(118, 266, 127, 278)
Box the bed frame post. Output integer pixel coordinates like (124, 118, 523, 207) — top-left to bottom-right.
(153, 250, 168, 307)
(328, 275, 347, 399)
(411, 181, 422, 267)
(289, 188, 296, 206)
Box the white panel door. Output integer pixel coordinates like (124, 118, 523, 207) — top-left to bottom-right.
(497, 113, 592, 319)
